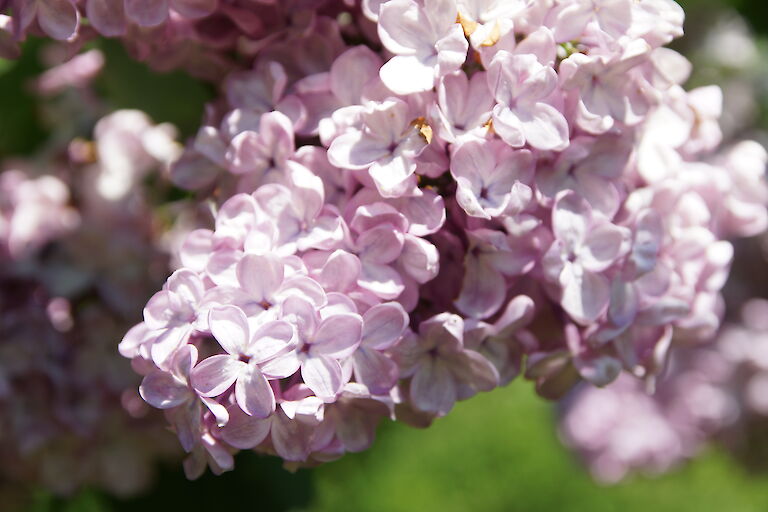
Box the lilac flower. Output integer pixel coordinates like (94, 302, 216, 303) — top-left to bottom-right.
(377, 0, 467, 95)
(86, 0, 217, 36)
(488, 51, 569, 150)
(282, 296, 363, 401)
(102, 0, 768, 479)
(560, 40, 652, 134)
(191, 305, 297, 418)
(142, 269, 207, 366)
(398, 314, 498, 415)
(351, 302, 408, 394)
(225, 111, 297, 188)
(547, 0, 632, 43)
(450, 139, 533, 219)
(431, 71, 495, 143)
(542, 191, 630, 325)
(456, 0, 529, 48)
(327, 99, 429, 197)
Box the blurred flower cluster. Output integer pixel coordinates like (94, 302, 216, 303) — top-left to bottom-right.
(559, 9, 768, 483)
(2, 0, 768, 492)
(0, 52, 184, 501)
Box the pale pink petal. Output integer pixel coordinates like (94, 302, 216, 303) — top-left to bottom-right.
(357, 226, 404, 264)
(235, 367, 275, 418)
(260, 351, 301, 379)
(301, 355, 343, 400)
(362, 302, 408, 350)
(150, 324, 193, 366)
(236, 254, 284, 304)
(581, 222, 630, 273)
(166, 268, 204, 306)
(190, 355, 244, 397)
(561, 267, 610, 325)
(140, 371, 190, 409)
(377, 0, 430, 54)
(209, 305, 250, 356)
(352, 347, 399, 394)
(379, 55, 436, 95)
(221, 406, 271, 449)
(517, 102, 570, 151)
(327, 132, 388, 170)
(552, 191, 590, 250)
(358, 262, 405, 300)
(248, 320, 295, 363)
(310, 313, 363, 359)
(492, 106, 525, 147)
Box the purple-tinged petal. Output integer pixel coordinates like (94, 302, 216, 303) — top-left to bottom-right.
(271, 410, 313, 461)
(492, 106, 525, 147)
(494, 295, 535, 335)
(235, 367, 275, 418)
(352, 347, 399, 394)
(310, 313, 363, 359)
(357, 225, 405, 264)
(221, 406, 271, 449)
(517, 102, 569, 151)
(85, 0, 126, 36)
(140, 371, 190, 409)
(248, 320, 295, 363)
(552, 191, 590, 250)
(236, 254, 284, 304)
(362, 302, 408, 350)
(399, 235, 440, 284)
(190, 355, 244, 397)
(260, 351, 301, 379)
(358, 262, 405, 300)
(150, 324, 193, 366)
(561, 267, 610, 325)
(125, 0, 169, 26)
(455, 255, 506, 320)
(581, 222, 630, 273)
(166, 268, 205, 306)
(410, 358, 456, 415)
(38, 0, 79, 41)
(301, 355, 343, 400)
(209, 305, 250, 356)
(201, 396, 229, 427)
(327, 131, 389, 170)
(449, 350, 499, 392)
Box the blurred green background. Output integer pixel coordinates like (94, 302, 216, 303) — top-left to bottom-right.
(5, 0, 768, 511)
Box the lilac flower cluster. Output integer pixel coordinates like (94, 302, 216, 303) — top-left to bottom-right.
(112, 0, 768, 475)
(559, 298, 768, 483)
(0, 110, 181, 499)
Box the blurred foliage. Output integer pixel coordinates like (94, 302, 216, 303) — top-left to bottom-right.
(92, 39, 213, 140)
(5, 0, 768, 511)
(0, 39, 46, 157)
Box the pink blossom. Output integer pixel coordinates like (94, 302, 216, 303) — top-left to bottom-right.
(377, 0, 467, 95)
(488, 51, 569, 150)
